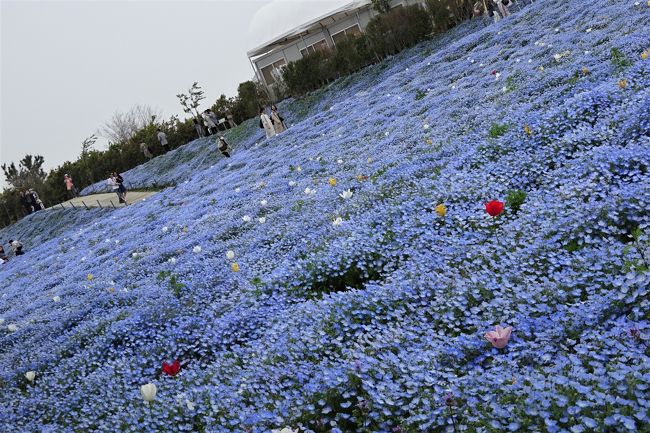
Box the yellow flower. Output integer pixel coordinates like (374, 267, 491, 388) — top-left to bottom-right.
(539, 66, 545, 72)
(581, 66, 590, 75)
(87, 273, 93, 281)
(618, 79, 628, 89)
(435, 203, 447, 217)
(182, 226, 188, 233)
(356, 175, 368, 181)
(426, 138, 433, 145)
(524, 125, 532, 136)
(328, 177, 337, 186)
(642, 50, 649, 60)
(107, 287, 115, 294)
(231, 262, 240, 272)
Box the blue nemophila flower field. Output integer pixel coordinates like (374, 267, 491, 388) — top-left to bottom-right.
(2, 0, 650, 432)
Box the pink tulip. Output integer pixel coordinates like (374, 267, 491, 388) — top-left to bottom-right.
(484, 325, 513, 349)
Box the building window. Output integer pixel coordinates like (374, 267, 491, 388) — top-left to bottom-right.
(331, 24, 362, 45)
(260, 59, 286, 85)
(300, 39, 329, 57)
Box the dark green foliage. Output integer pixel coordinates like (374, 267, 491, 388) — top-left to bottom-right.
(610, 48, 632, 71)
(415, 89, 427, 100)
(371, 0, 391, 13)
(283, 5, 432, 97)
(505, 189, 527, 214)
(488, 123, 509, 138)
(426, 0, 475, 32)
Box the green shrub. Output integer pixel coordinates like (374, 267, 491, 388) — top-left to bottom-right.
(506, 189, 527, 214)
(488, 123, 509, 138)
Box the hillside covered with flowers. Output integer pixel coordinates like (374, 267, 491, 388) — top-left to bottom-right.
(1, 1, 650, 432)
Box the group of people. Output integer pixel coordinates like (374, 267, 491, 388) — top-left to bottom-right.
(0, 239, 24, 264)
(107, 172, 128, 205)
(19, 189, 45, 214)
(259, 105, 287, 139)
(474, 0, 512, 21)
(194, 109, 237, 139)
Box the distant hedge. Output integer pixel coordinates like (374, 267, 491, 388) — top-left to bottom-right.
(282, 2, 475, 97)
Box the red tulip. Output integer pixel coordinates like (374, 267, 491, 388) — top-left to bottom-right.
(485, 200, 505, 217)
(491, 70, 497, 75)
(162, 359, 181, 376)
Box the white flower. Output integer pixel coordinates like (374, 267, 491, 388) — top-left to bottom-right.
(0, 318, 4, 325)
(586, 28, 592, 33)
(226, 250, 235, 260)
(288, 180, 296, 187)
(304, 187, 316, 195)
(186, 400, 195, 410)
(340, 189, 353, 200)
(260, 199, 268, 207)
(495, 72, 501, 80)
(423, 124, 430, 130)
(140, 383, 157, 402)
(296, 166, 302, 172)
(337, 159, 343, 164)
(243, 215, 252, 222)
(81, 257, 86, 262)
(258, 217, 266, 224)
(25, 371, 36, 382)
(384, 131, 389, 137)
(272, 428, 298, 433)
(555, 27, 560, 32)
(162, 226, 168, 233)
(168, 257, 177, 264)
(553, 53, 562, 62)
(235, 187, 241, 193)
(192, 246, 202, 253)
(8, 324, 18, 332)
(333, 217, 343, 226)
(367, 157, 373, 164)
(132, 253, 138, 258)
(427, 62, 431, 66)
(502, 86, 508, 92)
(53, 296, 61, 302)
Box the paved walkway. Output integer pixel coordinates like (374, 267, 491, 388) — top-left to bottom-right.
(53, 191, 158, 209)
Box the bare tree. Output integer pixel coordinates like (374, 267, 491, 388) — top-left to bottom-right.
(99, 104, 162, 143)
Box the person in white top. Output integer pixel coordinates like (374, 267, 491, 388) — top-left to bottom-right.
(259, 107, 275, 139)
(140, 142, 153, 159)
(157, 128, 168, 148)
(202, 110, 217, 135)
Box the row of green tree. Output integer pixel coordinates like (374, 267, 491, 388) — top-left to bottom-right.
(281, 0, 476, 96)
(0, 81, 270, 228)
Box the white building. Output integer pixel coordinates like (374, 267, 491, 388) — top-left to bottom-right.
(247, 0, 427, 99)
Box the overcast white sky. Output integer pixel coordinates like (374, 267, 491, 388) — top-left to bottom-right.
(0, 0, 349, 187)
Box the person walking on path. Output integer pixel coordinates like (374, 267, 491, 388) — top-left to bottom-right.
(193, 118, 205, 138)
(202, 110, 217, 135)
(157, 128, 168, 149)
(270, 105, 286, 134)
(259, 107, 275, 139)
(107, 172, 128, 205)
(217, 136, 231, 158)
(19, 191, 32, 214)
(29, 189, 44, 211)
(140, 142, 153, 159)
(64, 174, 79, 198)
(226, 110, 237, 128)
(8, 239, 24, 256)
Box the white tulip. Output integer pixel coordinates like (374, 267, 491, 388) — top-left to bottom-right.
(296, 166, 302, 172)
(53, 296, 61, 302)
(8, 324, 18, 332)
(25, 371, 35, 382)
(186, 400, 195, 410)
(384, 131, 389, 137)
(168, 257, 177, 264)
(423, 124, 430, 130)
(340, 189, 353, 200)
(337, 159, 343, 164)
(243, 215, 251, 222)
(226, 250, 235, 260)
(260, 200, 268, 207)
(333, 217, 343, 226)
(0, 318, 5, 325)
(235, 187, 241, 193)
(140, 383, 157, 402)
(162, 226, 169, 233)
(258, 217, 267, 224)
(288, 180, 296, 187)
(304, 187, 313, 195)
(192, 246, 202, 253)
(132, 253, 138, 258)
